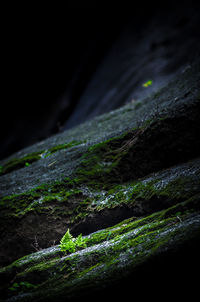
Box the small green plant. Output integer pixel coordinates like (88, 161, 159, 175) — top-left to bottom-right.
(60, 229, 87, 253)
(142, 80, 153, 88)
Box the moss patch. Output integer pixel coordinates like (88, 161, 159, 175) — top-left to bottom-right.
(75, 101, 200, 187)
(0, 152, 44, 176)
(0, 141, 84, 176)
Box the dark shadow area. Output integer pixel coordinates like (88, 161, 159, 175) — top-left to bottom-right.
(68, 236, 200, 301)
(1, 1, 200, 161)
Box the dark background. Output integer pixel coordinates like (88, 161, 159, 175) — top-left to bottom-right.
(1, 1, 200, 160)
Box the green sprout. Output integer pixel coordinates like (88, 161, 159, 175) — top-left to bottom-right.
(59, 229, 87, 253)
(142, 80, 153, 88)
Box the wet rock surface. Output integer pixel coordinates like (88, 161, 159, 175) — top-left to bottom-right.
(0, 54, 200, 301)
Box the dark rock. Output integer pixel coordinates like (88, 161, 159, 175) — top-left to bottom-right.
(0, 56, 200, 301)
(0, 3, 200, 299)
(1, 2, 200, 161)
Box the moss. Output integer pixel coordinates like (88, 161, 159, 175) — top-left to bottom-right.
(0, 141, 84, 176)
(87, 173, 200, 214)
(0, 61, 200, 300)
(0, 153, 199, 277)
(85, 193, 200, 248)
(1, 163, 199, 240)
(134, 101, 143, 110)
(0, 178, 90, 235)
(48, 141, 83, 154)
(8, 281, 37, 294)
(1, 189, 199, 301)
(0, 152, 44, 176)
(75, 127, 142, 188)
(74, 99, 200, 187)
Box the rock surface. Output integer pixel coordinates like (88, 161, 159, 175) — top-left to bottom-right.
(0, 55, 200, 300)
(2, 2, 200, 161)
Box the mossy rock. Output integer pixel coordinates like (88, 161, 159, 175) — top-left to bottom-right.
(0, 59, 200, 301)
(0, 157, 199, 267)
(0, 195, 200, 301)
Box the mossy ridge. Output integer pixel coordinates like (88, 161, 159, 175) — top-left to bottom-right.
(2, 192, 198, 277)
(1, 195, 199, 301)
(0, 178, 81, 216)
(0, 141, 84, 176)
(86, 173, 200, 213)
(26, 215, 200, 301)
(85, 193, 200, 247)
(1, 163, 199, 235)
(0, 157, 199, 271)
(0, 177, 91, 243)
(0, 176, 192, 225)
(1, 102, 199, 215)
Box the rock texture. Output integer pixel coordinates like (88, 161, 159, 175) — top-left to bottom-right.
(0, 54, 200, 300)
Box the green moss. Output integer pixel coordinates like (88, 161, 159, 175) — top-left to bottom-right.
(134, 101, 143, 110)
(75, 128, 141, 188)
(48, 141, 83, 154)
(86, 174, 200, 215)
(74, 101, 200, 187)
(1, 165, 199, 239)
(74, 118, 157, 188)
(0, 178, 89, 231)
(9, 281, 36, 293)
(0, 141, 84, 176)
(0, 151, 44, 176)
(85, 193, 200, 248)
(1, 191, 199, 301)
